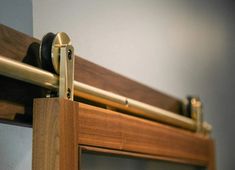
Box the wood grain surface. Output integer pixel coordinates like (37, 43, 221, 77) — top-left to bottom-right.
(0, 100, 24, 120)
(32, 98, 78, 170)
(0, 24, 39, 61)
(77, 103, 215, 169)
(0, 24, 182, 121)
(32, 98, 215, 169)
(208, 140, 216, 170)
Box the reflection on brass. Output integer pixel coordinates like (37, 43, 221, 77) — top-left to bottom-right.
(202, 122, 212, 137)
(127, 98, 196, 131)
(74, 81, 127, 106)
(0, 56, 59, 89)
(0, 55, 211, 134)
(52, 33, 74, 100)
(191, 97, 203, 133)
(51, 32, 72, 74)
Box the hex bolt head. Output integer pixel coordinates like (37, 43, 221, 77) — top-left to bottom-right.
(67, 88, 71, 99)
(68, 49, 72, 60)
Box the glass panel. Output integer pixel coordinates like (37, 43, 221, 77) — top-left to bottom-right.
(81, 151, 205, 170)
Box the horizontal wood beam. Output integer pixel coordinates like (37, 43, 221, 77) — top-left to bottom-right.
(77, 103, 213, 167)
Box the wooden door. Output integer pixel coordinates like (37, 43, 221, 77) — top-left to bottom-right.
(32, 98, 215, 170)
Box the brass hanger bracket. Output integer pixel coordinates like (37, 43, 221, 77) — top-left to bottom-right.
(40, 32, 74, 100)
(183, 96, 212, 135)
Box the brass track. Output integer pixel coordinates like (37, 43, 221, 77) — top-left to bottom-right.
(0, 55, 211, 133)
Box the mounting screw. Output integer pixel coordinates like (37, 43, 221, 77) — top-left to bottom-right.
(67, 88, 71, 99)
(68, 49, 72, 60)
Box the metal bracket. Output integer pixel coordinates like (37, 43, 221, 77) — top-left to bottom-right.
(58, 45, 74, 100)
(40, 32, 75, 100)
(183, 96, 203, 133)
(51, 32, 74, 100)
(190, 97, 203, 133)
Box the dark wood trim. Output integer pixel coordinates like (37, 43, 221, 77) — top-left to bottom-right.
(0, 24, 39, 61)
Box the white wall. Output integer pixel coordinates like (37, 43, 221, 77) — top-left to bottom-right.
(33, 0, 235, 169)
(0, 0, 33, 35)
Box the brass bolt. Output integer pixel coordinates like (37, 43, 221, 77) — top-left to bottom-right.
(67, 88, 71, 99)
(68, 49, 72, 60)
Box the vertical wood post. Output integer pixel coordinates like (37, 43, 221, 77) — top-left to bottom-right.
(208, 140, 216, 170)
(32, 98, 78, 170)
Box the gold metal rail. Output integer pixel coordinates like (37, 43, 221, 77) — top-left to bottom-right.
(0, 55, 211, 133)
